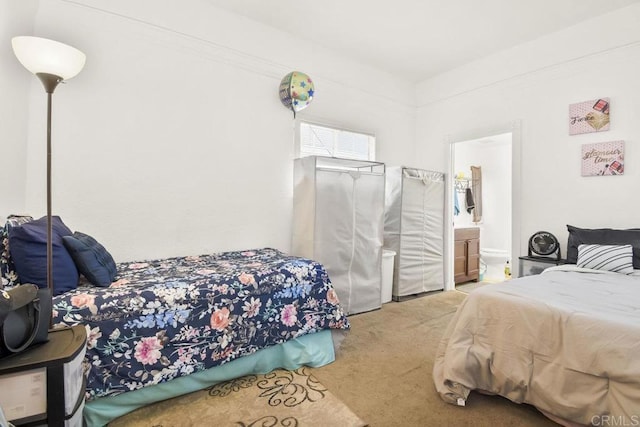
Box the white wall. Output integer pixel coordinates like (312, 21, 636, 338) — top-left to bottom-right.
(0, 0, 38, 222)
(6, 0, 416, 262)
(416, 3, 640, 260)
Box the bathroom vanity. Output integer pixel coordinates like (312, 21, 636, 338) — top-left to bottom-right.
(454, 227, 480, 284)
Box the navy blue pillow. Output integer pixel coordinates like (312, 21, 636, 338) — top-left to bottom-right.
(8, 216, 79, 295)
(62, 232, 116, 287)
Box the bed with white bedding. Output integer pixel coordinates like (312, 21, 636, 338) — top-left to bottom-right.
(433, 264, 640, 425)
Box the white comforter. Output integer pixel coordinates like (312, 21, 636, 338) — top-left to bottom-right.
(433, 266, 640, 425)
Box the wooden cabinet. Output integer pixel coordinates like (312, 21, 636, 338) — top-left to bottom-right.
(454, 227, 480, 284)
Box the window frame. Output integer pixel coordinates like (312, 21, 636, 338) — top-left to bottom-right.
(295, 119, 376, 161)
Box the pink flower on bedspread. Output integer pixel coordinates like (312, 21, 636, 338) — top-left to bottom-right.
(241, 251, 256, 257)
(129, 263, 149, 270)
(326, 288, 340, 306)
(304, 313, 318, 328)
(210, 307, 230, 331)
(71, 293, 95, 307)
(134, 336, 164, 365)
(243, 297, 261, 318)
(213, 284, 230, 295)
(85, 325, 102, 349)
(213, 346, 234, 362)
(110, 278, 130, 287)
(71, 293, 98, 315)
(238, 272, 256, 287)
(281, 304, 297, 327)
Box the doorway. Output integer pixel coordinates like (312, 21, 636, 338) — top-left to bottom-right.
(444, 121, 522, 292)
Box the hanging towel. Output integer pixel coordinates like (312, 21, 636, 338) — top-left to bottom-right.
(454, 189, 460, 216)
(465, 188, 475, 213)
(471, 166, 482, 222)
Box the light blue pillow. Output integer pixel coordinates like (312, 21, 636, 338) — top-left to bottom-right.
(577, 244, 634, 275)
(63, 232, 117, 287)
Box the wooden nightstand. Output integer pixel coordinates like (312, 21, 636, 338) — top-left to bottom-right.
(518, 256, 566, 277)
(0, 325, 87, 426)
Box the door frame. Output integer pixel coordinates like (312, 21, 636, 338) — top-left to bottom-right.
(444, 120, 522, 291)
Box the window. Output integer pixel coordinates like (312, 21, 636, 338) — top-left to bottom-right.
(298, 121, 375, 161)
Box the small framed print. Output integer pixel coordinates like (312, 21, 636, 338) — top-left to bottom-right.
(581, 140, 624, 176)
(569, 98, 610, 135)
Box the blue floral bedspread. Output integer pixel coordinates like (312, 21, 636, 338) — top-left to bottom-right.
(51, 248, 349, 401)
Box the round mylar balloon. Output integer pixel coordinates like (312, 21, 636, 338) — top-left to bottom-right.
(278, 71, 314, 117)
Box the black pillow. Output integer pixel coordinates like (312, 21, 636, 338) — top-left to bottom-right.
(566, 225, 640, 268)
(63, 232, 117, 287)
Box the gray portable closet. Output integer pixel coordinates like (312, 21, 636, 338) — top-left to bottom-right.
(292, 156, 385, 315)
(384, 167, 445, 299)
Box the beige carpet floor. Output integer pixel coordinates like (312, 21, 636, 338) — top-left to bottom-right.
(110, 290, 559, 426)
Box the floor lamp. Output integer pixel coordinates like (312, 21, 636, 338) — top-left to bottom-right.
(11, 36, 86, 300)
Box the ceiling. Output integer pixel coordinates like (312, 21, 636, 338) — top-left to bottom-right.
(207, 0, 639, 82)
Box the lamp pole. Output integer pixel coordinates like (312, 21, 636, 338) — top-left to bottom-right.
(37, 73, 62, 294)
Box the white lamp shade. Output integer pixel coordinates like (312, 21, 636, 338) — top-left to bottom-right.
(12, 36, 86, 80)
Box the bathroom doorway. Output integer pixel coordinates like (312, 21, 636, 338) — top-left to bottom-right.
(445, 122, 522, 292)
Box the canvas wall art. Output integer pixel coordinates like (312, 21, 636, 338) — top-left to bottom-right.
(569, 98, 610, 135)
(581, 140, 624, 176)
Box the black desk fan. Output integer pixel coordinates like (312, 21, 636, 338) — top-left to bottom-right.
(528, 231, 561, 260)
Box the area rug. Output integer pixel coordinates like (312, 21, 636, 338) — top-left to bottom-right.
(108, 367, 368, 427)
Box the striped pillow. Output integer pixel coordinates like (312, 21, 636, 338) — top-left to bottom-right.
(577, 244, 634, 274)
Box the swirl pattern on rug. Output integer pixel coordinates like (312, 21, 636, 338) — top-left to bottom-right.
(208, 374, 259, 397)
(256, 368, 327, 407)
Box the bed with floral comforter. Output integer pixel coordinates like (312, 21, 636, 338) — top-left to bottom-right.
(51, 247, 349, 402)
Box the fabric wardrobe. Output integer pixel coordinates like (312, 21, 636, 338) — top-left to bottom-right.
(384, 167, 445, 300)
(292, 156, 385, 315)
